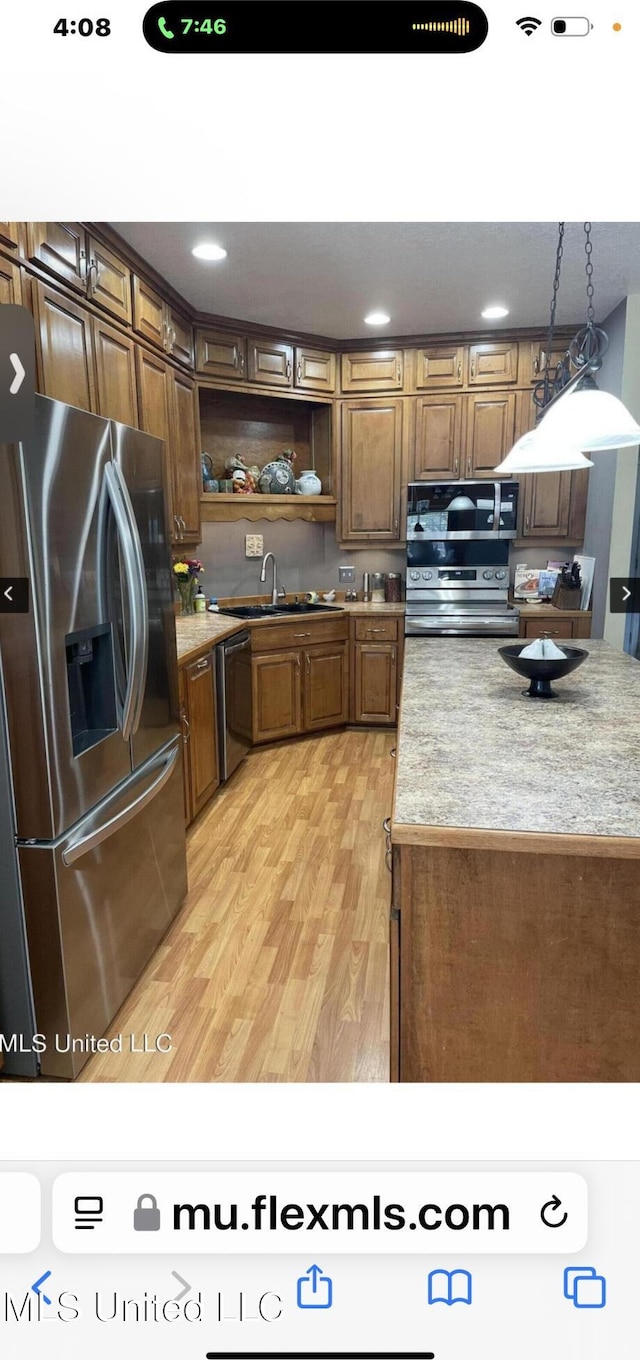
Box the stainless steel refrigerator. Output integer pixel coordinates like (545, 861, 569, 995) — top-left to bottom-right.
(0, 396, 187, 1078)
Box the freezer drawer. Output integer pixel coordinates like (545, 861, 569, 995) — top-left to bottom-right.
(18, 739, 187, 1078)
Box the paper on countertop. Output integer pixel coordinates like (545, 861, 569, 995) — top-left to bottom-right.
(519, 637, 566, 660)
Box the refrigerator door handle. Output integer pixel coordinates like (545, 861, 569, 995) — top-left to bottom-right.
(61, 742, 179, 867)
(103, 462, 149, 740)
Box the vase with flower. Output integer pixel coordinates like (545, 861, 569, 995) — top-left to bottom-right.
(173, 558, 204, 615)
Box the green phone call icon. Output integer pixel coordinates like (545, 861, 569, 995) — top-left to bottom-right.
(157, 16, 174, 39)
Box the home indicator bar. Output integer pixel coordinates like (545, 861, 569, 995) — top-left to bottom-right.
(143, 3, 489, 54)
(205, 1353, 436, 1358)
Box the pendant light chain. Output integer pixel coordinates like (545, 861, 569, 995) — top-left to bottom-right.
(584, 221, 595, 324)
(545, 221, 565, 367)
(534, 222, 567, 417)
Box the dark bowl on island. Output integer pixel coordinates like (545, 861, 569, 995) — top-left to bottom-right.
(498, 644, 589, 699)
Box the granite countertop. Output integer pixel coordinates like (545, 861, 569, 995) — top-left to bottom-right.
(393, 638, 640, 843)
(175, 600, 405, 664)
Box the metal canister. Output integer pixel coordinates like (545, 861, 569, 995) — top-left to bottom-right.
(362, 571, 371, 602)
(371, 572, 386, 603)
(385, 573, 401, 603)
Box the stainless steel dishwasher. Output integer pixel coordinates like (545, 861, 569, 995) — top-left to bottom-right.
(215, 631, 253, 782)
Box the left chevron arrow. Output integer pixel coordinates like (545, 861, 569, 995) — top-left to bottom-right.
(31, 1270, 52, 1305)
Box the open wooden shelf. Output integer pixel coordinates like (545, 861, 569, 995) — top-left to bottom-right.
(200, 493, 337, 524)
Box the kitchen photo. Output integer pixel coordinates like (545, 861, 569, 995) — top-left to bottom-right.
(1, 220, 639, 1084)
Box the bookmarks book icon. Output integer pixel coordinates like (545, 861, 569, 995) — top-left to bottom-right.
(427, 1269, 472, 1305)
(516, 16, 542, 35)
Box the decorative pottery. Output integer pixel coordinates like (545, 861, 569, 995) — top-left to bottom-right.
(295, 469, 322, 496)
(258, 449, 297, 495)
(201, 452, 215, 492)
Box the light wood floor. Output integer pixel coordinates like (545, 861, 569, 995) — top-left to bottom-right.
(80, 730, 394, 1083)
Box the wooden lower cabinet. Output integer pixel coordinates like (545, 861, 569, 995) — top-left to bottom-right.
(252, 650, 302, 743)
(304, 644, 348, 730)
(519, 614, 592, 641)
(180, 652, 219, 825)
(353, 643, 398, 723)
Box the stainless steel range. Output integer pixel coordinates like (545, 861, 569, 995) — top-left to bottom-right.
(405, 479, 520, 637)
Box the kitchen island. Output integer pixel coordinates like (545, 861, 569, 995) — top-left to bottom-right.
(390, 638, 640, 1082)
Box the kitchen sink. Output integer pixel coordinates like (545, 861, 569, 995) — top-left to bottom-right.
(219, 602, 343, 619)
(276, 602, 343, 614)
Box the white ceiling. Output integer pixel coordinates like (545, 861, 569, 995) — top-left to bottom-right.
(109, 222, 640, 339)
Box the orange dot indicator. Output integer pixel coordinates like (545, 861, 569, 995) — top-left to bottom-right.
(613, 22, 622, 31)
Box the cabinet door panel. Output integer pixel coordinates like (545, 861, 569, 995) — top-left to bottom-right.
(303, 645, 348, 731)
(93, 319, 138, 426)
(178, 669, 192, 826)
(252, 652, 302, 743)
(186, 654, 219, 817)
(247, 338, 293, 387)
(0, 258, 22, 306)
(196, 328, 246, 381)
(32, 281, 96, 411)
(87, 235, 132, 325)
(522, 471, 571, 538)
(136, 347, 175, 529)
(354, 643, 397, 724)
(465, 392, 516, 476)
(0, 222, 20, 254)
(170, 370, 201, 541)
(468, 341, 518, 386)
(294, 346, 336, 393)
(168, 307, 194, 368)
(27, 222, 87, 291)
(340, 399, 403, 540)
(527, 339, 570, 384)
(341, 350, 403, 393)
(133, 275, 166, 349)
(414, 395, 462, 479)
(415, 345, 464, 389)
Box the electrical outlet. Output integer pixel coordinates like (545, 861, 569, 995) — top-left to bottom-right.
(339, 565, 355, 584)
(245, 534, 264, 558)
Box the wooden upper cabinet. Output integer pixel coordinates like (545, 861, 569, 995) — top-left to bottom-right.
(133, 276, 166, 350)
(196, 327, 246, 381)
(414, 395, 463, 479)
(303, 644, 348, 731)
(340, 399, 403, 541)
(0, 258, 22, 306)
(468, 341, 518, 386)
(294, 346, 336, 393)
(465, 392, 516, 476)
(521, 471, 572, 538)
(168, 306, 194, 368)
(136, 347, 172, 444)
(526, 338, 570, 385)
(93, 319, 138, 427)
(247, 337, 294, 387)
(170, 370, 201, 541)
(86, 235, 132, 325)
(415, 344, 464, 389)
(341, 350, 404, 393)
(26, 223, 87, 292)
(32, 280, 96, 412)
(0, 223, 20, 254)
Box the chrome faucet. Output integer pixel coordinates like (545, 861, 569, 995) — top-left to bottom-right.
(260, 551, 283, 605)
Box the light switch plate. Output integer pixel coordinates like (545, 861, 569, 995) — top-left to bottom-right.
(245, 534, 264, 558)
(339, 565, 355, 584)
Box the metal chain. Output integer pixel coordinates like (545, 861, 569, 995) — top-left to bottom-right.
(534, 223, 567, 416)
(544, 221, 565, 369)
(584, 220, 595, 324)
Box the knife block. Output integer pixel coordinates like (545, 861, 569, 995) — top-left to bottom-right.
(551, 581, 581, 610)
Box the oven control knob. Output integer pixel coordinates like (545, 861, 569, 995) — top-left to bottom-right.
(483, 570, 494, 580)
(422, 571, 433, 581)
(409, 571, 420, 581)
(495, 570, 507, 580)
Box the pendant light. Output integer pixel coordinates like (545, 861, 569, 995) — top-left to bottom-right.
(496, 222, 640, 474)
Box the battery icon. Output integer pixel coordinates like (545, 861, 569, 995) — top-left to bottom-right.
(551, 16, 593, 35)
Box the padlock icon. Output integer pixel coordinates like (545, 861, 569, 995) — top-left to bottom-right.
(133, 1193, 161, 1231)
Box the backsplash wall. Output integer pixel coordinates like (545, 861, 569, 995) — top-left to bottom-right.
(198, 519, 406, 599)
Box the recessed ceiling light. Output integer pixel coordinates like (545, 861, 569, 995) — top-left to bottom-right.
(364, 311, 391, 326)
(482, 304, 509, 320)
(192, 242, 227, 261)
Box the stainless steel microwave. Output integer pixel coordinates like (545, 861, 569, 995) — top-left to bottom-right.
(407, 480, 519, 540)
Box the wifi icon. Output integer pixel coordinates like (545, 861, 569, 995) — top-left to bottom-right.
(516, 15, 542, 35)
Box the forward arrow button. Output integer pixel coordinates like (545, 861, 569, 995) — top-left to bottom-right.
(9, 352, 25, 395)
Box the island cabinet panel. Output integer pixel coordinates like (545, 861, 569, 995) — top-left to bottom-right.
(464, 391, 516, 477)
(414, 394, 462, 479)
(303, 644, 348, 731)
(341, 350, 403, 393)
(468, 341, 518, 386)
(394, 843, 640, 1082)
(93, 319, 138, 426)
(184, 652, 219, 819)
(353, 643, 397, 724)
(196, 328, 246, 380)
(340, 399, 404, 541)
(32, 280, 96, 412)
(415, 344, 464, 389)
(247, 338, 294, 388)
(0, 258, 22, 306)
(252, 651, 302, 743)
